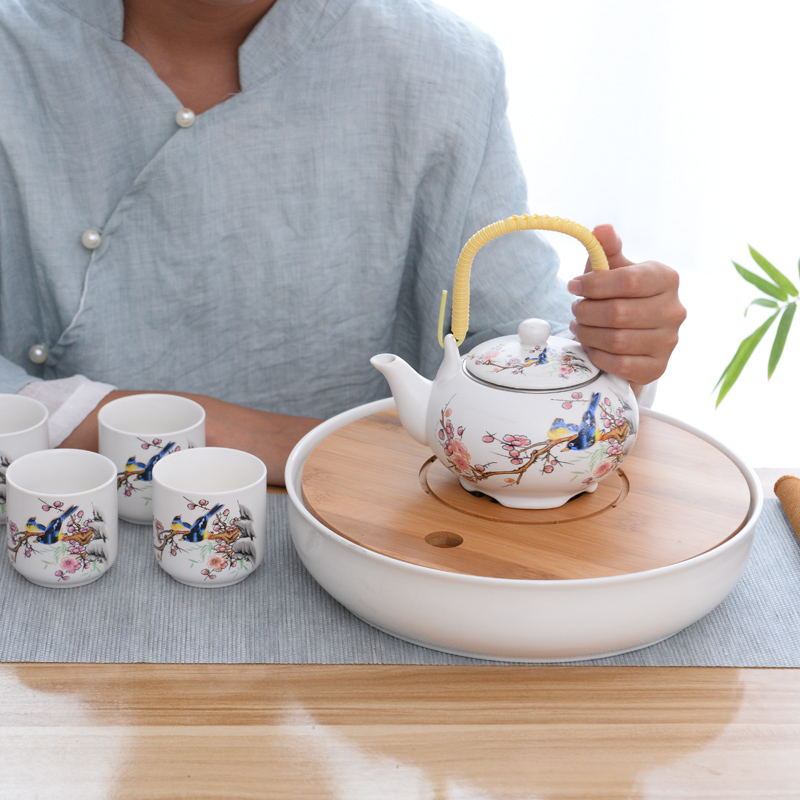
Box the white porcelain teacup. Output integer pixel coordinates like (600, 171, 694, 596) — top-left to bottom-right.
(152, 447, 267, 588)
(0, 394, 50, 524)
(5, 449, 118, 588)
(98, 394, 206, 525)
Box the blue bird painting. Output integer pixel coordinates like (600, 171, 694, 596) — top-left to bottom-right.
(10, 504, 85, 561)
(523, 348, 549, 367)
(24, 517, 46, 537)
(566, 392, 601, 451)
(184, 503, 224, 543)
(139, 442, 176, 481)
(38, 504, 79, 545)
(122, 442, 176, 484)
(20, 505, 79, 546)
(169, 515, 190, 535)
(547, 417, 579, 441)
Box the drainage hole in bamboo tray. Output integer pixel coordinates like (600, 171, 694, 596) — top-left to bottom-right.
(425, 531, 464, 549)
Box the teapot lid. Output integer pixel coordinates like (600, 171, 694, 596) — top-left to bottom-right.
(464, 319, 600, 391)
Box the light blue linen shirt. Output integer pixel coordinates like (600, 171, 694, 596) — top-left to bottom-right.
(0, 0, 573, 419)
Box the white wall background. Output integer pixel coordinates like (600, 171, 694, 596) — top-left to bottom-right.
(436, 0, 800, 468)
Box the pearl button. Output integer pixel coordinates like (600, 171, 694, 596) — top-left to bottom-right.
(28, 343, 50, 365)
(175, 108, 196, 128)
(81, 229, 102, 250)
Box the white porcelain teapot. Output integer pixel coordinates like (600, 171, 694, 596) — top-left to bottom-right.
(371, 215, 638, 509)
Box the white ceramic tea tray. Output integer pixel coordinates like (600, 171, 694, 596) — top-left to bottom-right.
(285, 399, 763, 662)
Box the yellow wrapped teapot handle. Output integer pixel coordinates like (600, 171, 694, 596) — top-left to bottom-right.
(438, 214, 609, 347)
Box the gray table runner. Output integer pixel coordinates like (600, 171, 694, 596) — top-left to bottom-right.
(1, 497, 798, 665)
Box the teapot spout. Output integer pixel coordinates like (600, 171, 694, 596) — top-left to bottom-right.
(370, 353, 432, 445)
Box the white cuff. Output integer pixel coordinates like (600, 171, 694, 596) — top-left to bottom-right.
(18, 375, 116, 447)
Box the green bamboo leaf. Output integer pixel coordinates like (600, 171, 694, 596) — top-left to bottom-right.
(744, 298, 779, 316)
(715, 311, 780, 405)
(714, 330, 755, 391)
(733, 262, 788, 301)
(749, 246, 799, 296)
(768, 302, 797, 378)
(714, 330, 753, 391)
(714, 351, 736, 391)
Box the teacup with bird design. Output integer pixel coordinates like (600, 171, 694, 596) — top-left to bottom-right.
(151, 446, 267, 588)
(98, 393, 206, 525)
(5, 449, 118, 588)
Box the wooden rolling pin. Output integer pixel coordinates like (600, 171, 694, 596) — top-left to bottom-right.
(774, 475, 800, 543)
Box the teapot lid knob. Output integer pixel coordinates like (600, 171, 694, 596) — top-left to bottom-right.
(518, 318, 551, 348)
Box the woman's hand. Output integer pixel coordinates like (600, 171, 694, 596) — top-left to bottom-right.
(568, 224, 686, 395)
(60, 390, 321, 486)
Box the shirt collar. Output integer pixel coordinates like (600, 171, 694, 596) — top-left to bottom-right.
(52, 0, 125, 39)
(51, 0, 354, 87)
(240, 0, 354, 88)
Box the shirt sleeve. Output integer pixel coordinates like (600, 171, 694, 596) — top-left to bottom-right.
(0, 355, 42, 395)
(17, 374, 116, 447)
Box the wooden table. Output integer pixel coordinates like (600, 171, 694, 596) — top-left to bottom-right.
(1, 469, 798, 798)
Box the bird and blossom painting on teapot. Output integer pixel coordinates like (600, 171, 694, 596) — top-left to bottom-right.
(371, 214, 638, 510)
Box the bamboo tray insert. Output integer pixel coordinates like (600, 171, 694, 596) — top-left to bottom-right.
(301, 409, 751, 580)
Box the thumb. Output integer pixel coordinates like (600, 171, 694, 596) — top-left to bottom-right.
(584, 224, 634, 272)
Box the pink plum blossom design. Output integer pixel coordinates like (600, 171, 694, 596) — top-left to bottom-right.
(452, 453, 471, 472)
(207, 554, 228, 572)
(60, 556, 81, 574)
(594, 460, 615, 479)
